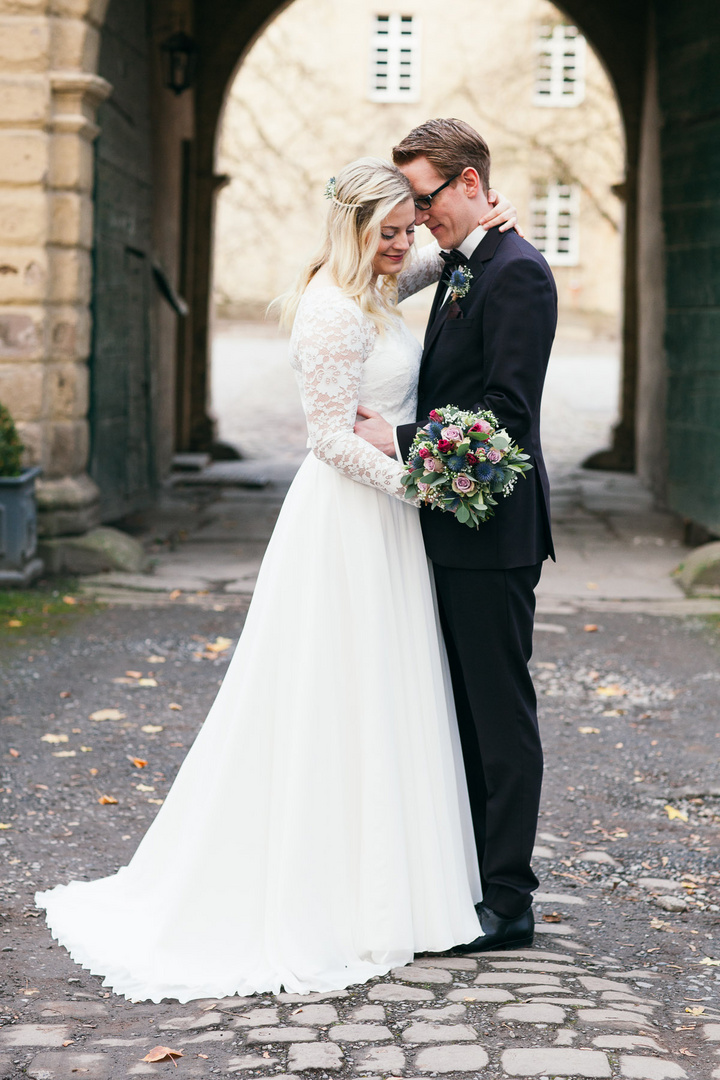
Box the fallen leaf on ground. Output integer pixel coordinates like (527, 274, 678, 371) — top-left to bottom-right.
(138, 678, 157, 687)
(136, 784, 155, 792)
(596, 684, 627, 696)
(112, 677, 135, 685)
(80, 746, 92, 752)
(53, 750, 76, 758)
(148, 798, 164, 805)
(41, 733, 68, 744)
(0, 823, 12, 830)
(59, 690, 72, 698)
(584, 624, 598, 632)
(542, 912, 563, 923)
(204, 637, 233, 653)
(168, 703, 182, 711)
(126, 670, 142, 679)
(578, 727, 600, 735)
(141, 724, 163, 734)
(686, 1006, 705, 1015)
(90, 708, 126, 722)
(98, 795, 118, 805)
(146, 656, 166, 663)
(8, 748, 19, 757)
(7, 619, 22, 627)
(130, 758, 148, 768)
(665, 805, 689, 822)
(62, 595, 77, 605)
(62, 1039, 73, 1046)
(700, 957, 720, 966)
(143, 1046, 184, 1064)
(169, 590, 182, 600)
(586, 582, 599, 590)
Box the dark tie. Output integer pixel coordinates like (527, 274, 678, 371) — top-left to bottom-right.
(440, 248, 465, 285)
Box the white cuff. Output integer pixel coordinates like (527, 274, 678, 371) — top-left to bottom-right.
(393, 427, 403, 463)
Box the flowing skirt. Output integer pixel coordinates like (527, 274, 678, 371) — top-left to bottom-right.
(36, 454, 482, 1003)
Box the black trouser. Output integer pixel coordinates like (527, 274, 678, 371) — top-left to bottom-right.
(432, 561, 543, 919)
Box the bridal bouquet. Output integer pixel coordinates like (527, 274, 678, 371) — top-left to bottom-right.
(401, 405, 532, 528)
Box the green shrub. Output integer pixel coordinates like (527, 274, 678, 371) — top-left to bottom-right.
(0, 402, 24, 477)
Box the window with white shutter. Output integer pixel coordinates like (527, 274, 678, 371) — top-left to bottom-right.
(369, 14, 420, 103)
(530, 181, 580, 266)
(534, 24, 586, 107)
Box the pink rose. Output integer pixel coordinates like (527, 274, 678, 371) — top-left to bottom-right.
(441, 425, 464, 442)
(452, 475, 476, 495)
(470, 419, 493, 434)
(429, 410, 444, 423)
(418, 446, 431, 459)
(417, 482, 429, 494)
(424, 457, 443, 473)
(486, 448, 503, 463)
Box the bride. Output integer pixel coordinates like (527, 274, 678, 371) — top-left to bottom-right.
(36, 158, 517, 1003)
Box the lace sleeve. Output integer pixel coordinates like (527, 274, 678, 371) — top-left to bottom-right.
(397, 241, 444, 302)
(293, 297, 410, 500)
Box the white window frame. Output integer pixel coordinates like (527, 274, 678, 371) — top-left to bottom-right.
(533, 24, 586, 107)
(530, 182, 580, 266)
(369, 14, 421, 103)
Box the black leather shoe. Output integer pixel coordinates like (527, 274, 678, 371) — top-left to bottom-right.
(453, 902, 534, 953)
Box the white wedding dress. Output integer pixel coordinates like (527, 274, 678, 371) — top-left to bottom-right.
(36, 259, 483, 1004)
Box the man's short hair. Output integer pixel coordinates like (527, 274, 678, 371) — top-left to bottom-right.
(392, 118, 491, 192)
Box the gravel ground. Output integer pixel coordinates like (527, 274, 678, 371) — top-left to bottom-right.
(1, 594, 719, 1078)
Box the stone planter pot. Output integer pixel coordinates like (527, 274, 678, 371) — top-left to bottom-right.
(0, 466, 44, 586)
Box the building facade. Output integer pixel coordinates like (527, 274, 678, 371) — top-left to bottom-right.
(0, 0, 718, 538)
(215, 0, 624, 336)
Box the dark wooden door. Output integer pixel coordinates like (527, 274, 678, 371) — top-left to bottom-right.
(90, 0, 156, 522)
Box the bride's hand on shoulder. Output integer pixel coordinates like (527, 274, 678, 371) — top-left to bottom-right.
(482, 190, 525, 238)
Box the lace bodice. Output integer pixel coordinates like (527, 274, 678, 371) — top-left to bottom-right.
(290, 286, 423, 499)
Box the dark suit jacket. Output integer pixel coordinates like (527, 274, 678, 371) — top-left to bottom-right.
(397, 227, 557, 570)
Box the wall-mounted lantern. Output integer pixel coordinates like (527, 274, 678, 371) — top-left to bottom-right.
(161, 32, 198, 95)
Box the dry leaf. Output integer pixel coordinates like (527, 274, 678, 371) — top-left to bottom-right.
(89, 767, 98, 776)
(126, 670, 143, 679)
(146, 656, 166, 663)
(136, 784, 155, 792)
(586, 581, 599, 590)
(584, 624, 598, 632)
(8, 619, 22, 627)
(59, 690, 72, 698)
(80, 746, 92, 752)
(596, 684, 627, 696)
(578, 727, 600, 735)
(542, 912, 563, 923)
(90, 708, 126, 722)
(148, 798, 164, 805)
(169, 589, 182, 600)
(685, 1006, 705, 1015)
(41, 733, 68, 744)
(204, 636, 232, 653)
(53, 750, 76, 758)
(197, 1052, 209, 1058)
(98, 795, 118, 805)
(141, 724, 163, 734)
(143, 1045, 184, 1064)
(8, 748, 19, 757)
(62, 595, 77, 605)
(665, 805, 689, 822)
(62, 1039, 73, 1046)
(700, 957, 720, 966)
(168, 703, 182, 711)
(0, 823, 12, 830)
(138, 678, 157, 687)
(112, 677, 135, 685)
(130, 758, 148, 768)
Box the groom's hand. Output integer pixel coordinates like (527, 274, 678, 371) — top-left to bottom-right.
(354, 406, 397, 457)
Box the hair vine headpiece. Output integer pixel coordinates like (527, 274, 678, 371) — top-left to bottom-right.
(324, 176, 360, 209)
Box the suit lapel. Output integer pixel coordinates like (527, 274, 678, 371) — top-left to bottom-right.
(420, 227, 505, 364)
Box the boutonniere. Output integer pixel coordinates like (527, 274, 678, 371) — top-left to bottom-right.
(448, 266, 473, 302)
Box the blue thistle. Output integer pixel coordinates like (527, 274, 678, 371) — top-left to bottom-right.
(412, 455, 424, 470)
(428, 421, 443, 439)
(446, 455, 466, 472)
(474, 462, 497, 484)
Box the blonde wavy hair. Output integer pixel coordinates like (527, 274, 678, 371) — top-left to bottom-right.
(277, 157, 414, 330)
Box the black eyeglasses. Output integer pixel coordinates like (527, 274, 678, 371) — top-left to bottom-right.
(413, 174, 460, 211)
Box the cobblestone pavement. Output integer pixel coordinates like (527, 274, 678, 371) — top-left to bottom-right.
(1, 597, 719, 1080)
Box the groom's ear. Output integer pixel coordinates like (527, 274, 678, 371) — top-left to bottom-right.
(460, 167, 482, 200)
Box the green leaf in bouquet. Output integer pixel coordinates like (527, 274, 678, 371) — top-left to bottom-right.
(469, 430, 490, 442)
(490, 435, 510, 449)
(456, 440, 471, 455)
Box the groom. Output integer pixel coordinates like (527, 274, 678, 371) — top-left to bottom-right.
(356, 119, 557, 951)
